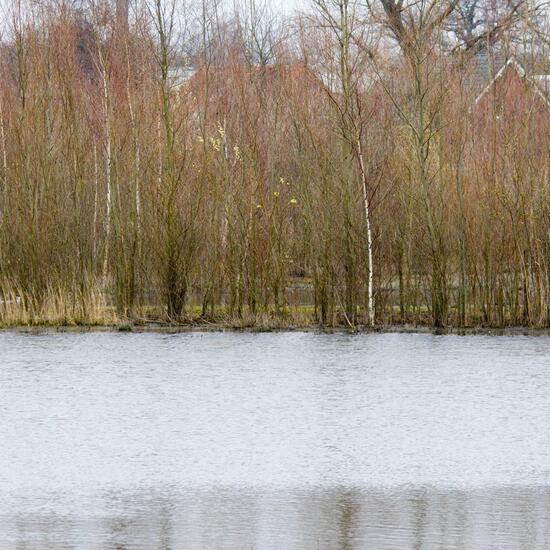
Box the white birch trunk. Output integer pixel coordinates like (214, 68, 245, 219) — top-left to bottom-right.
(100, 57, 112, 287)
(357, 136, 375, 327)
(0, 102, 7, 196)
(126, 51, 141, 229)
(93, 142, 99, 267)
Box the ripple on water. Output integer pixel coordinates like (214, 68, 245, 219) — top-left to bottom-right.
(1, 331, 550, 548)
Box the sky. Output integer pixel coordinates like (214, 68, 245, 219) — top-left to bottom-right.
(0, 0, 310, 38)
(0, 0, 307, 13)
(277, 0, 307, 15)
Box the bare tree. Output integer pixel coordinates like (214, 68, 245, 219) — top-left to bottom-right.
(116, 0, 129, 28)
(235, 0, 282, 66)
(311, 0, 379, 326)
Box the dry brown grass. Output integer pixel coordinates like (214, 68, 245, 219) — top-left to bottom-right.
(0, 282, 118, 328)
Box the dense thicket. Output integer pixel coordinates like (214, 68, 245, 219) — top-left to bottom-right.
(1, 0, 550, 328)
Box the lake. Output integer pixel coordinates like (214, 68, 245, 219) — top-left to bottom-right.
(1, 330, 550, 549)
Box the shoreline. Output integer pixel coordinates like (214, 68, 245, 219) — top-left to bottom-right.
(4, 321, 550, 337)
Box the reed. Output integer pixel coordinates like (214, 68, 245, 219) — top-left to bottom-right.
(0, 280, 117, 327)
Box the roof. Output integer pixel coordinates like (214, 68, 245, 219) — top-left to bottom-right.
(467, 49, 507, 98)
(180, 62, 324, 96)
(470, 50, 550, 108)
(168, 66, 196, 89)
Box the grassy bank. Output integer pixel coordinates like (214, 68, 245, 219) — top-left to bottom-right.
(7, 320, 550, 338)
(2, 296, 550, 334)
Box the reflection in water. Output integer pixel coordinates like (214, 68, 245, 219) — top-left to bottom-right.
(2, 331, 550, 548)
(4, 486, 550, 549)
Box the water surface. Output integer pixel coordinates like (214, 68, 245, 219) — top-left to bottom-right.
(1, 331, 550, 548)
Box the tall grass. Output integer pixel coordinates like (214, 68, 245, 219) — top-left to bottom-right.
(0, 281, 116, 327)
